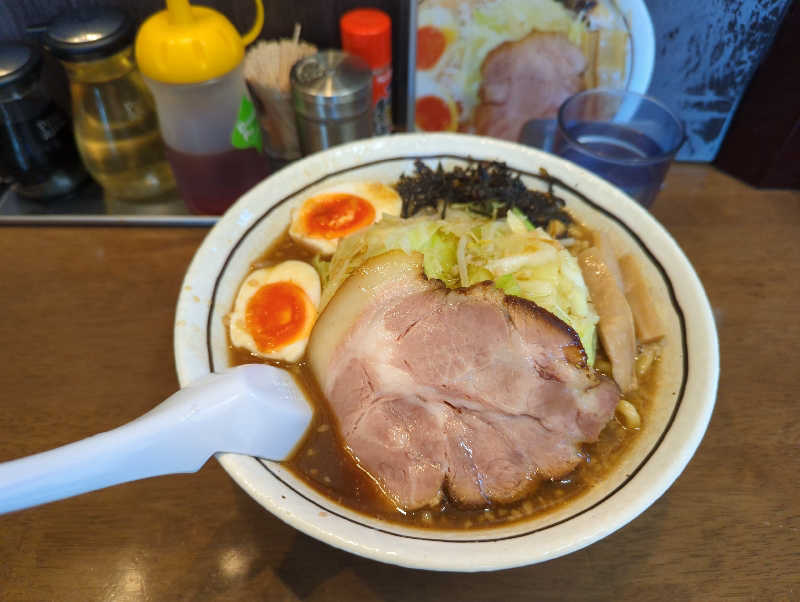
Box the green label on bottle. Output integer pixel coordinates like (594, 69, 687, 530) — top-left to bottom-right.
(230, 95, 262, 153)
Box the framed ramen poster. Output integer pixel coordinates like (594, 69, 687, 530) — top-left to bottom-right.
(410, 0, 655, 142)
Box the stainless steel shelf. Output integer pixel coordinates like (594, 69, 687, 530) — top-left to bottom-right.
(0, 180, 217, 226)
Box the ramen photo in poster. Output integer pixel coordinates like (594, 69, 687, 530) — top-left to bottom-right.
(413, 0, 634, 141)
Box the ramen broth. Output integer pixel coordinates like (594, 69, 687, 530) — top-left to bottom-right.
(229, 230, 658, 529)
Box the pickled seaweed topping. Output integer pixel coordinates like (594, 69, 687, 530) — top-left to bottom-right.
(396, 159, 572, 230)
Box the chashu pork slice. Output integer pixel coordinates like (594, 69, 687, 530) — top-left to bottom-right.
(308, 251, 620, 511)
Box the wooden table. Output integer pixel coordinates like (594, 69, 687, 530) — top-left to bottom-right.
(1, 164, 797, 601)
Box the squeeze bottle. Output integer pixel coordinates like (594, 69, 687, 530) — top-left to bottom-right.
(135, 0, 268, 215)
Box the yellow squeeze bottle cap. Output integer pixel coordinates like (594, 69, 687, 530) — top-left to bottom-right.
(135, 0, 263, 84)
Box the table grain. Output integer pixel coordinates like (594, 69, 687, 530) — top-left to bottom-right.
(0, 164, 798, 601)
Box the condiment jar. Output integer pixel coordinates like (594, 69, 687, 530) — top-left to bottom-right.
(290, 50, 372, 156)
(135, 0, 270, 215)
(0, 42, 88, 200)
(340, 8, 393, 136)
(42, 7, 176, 203)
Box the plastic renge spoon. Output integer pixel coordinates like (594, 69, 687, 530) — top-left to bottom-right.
(0, 364, 312, 514)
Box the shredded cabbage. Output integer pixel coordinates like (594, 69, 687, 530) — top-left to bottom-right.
(315, 208, 598, 364)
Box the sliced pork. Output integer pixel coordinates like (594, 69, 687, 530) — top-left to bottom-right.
(473, 31, 587, 141)
(308, 251, 620, 511)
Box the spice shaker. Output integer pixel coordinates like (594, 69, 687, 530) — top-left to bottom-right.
(340, 8, 393, 136)
(0, 42, 88, 200)
(135, 0, 270, 215)
(42, 7, 176, 203)
(290, 50, 372, 155)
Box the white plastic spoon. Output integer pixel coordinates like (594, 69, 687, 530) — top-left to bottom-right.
(0, 364, 312, 515)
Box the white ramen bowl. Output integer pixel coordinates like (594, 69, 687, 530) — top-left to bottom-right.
(174, 133, 718, 571)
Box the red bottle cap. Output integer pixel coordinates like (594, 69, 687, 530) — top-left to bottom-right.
(340, 8, 391, 70)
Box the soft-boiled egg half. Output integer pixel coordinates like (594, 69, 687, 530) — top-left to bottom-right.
(229, 260, 321, 362)
(289, 181, 402, 255)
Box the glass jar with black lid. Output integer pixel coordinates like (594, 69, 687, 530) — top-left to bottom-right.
(42, 7, 176, 203)
(0, 42, 88, 200)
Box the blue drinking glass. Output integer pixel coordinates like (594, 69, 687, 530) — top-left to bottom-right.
(553, 89, 685, 208)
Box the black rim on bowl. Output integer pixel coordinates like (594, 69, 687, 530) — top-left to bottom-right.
(201, 152, 689, 543)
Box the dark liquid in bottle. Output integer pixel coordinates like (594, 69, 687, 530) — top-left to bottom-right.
(164, 146, 270, 215)
(556, 121, 668, 208)
(0, 97, 88, 199)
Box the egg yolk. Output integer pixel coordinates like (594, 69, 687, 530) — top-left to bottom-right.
(415, 95, 453, 131)
(301, 193, 376, 239)
(417, 26, 447, 70)
(245, 281, 311, 352)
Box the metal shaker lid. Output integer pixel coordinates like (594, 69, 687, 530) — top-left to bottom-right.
(0, 43, 41, 89)
(43, 7, 134, 62)
(291, 50, 371, 120)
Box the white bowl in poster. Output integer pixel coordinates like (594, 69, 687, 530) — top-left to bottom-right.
(410, 0, 655, 137)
